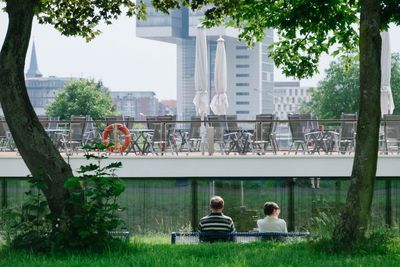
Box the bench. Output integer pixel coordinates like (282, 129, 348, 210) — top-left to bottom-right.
(171, 231, 310, 244)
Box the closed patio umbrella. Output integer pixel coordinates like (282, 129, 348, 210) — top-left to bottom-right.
(381, 31, 395, 115)
(193, 26, 208, 154)
(210, 37, 229, 115)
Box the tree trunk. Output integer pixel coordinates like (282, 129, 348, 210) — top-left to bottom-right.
(333, 0, 381, 247)
(0, 0, 73, 225)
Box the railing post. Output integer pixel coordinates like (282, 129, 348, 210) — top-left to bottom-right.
(385, 179, 392, 227)
(191, 179, 198, 231)
(287, 178, 295, 231)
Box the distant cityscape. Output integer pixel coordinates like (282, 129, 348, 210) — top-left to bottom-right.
(1, 7, 314, 120)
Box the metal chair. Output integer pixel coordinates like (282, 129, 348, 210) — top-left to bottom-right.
(252, 114, 278, 155)
(383, 114, 400, 154)
(288, 114, 308, 154)
(339, 113, 357, 154)
(208, 115, 230, 155)
(146, 115, 178, 155)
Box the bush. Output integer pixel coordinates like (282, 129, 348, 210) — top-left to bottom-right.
(0, 142, 126, 252)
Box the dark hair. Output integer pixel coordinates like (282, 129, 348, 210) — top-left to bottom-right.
(210, 196, 224, 210)
(263, 202, 280, 216)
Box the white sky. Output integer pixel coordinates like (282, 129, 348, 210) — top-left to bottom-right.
(1, 10, 400, 100)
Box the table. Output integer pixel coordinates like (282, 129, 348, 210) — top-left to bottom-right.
(305, 130, 339, 154)
(128, 129, 154, 155)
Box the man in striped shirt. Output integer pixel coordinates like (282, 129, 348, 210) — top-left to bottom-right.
(198, 196, 236, 242)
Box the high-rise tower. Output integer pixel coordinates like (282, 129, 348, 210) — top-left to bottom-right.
(136, 3, 274, 120)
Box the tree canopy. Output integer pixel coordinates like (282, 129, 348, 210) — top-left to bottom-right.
(46, 79, 117, 120)
(301, 53, 400, 119)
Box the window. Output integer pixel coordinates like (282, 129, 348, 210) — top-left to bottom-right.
(236, 92, 250, 96)
(236, 46, 248, 50)
(236, 101, 250, 105)
(236, 83, 250, 86)
(236, 64, 250, 68)
(236, 73, 250, 77)
(236, 111, 250, 114)
(236, 55, 250, 59)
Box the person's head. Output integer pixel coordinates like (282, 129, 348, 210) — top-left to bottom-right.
(209, 196, 224, 212)
(263, 202, 280, 217)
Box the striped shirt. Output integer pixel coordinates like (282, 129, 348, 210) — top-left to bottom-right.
(198, 212, 235, 233)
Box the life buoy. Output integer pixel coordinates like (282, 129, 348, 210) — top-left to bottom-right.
(102, 123, 131, 153)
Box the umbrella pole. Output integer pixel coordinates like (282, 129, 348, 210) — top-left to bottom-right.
(200, 114, 206, 155)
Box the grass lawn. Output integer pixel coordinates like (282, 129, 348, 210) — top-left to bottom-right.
(0, 237, 399, 267)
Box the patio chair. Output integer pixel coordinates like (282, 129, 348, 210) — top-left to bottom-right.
(252, 114, 278, 155)
(104, 115, 125, 125)
(299, 113, 319, 133)
(146, 115, 178, 155)
(184, 116, 202, 153)
(0, 116, 15, 151)
(383, 114, 400, 154)
(60, 115, 87, 155)
(208, 115, 230, 155)
(288, 114, 308, 154)
(339, 113, 357, 154)
(37, 115, 49, 129)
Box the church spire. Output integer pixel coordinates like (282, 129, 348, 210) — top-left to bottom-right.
(26, 40, 42, 78)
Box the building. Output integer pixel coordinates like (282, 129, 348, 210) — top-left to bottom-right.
(110, 91, 160, 118)
(272, 81, 313, 119)
(159, 99, 177, 116)
(24, 41, 74, 115)
(136, 2, 274, 121)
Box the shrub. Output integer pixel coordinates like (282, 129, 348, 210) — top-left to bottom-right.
(0, 142, 126, 252)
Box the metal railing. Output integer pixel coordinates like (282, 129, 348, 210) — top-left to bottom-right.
(0, 117, 399, 156)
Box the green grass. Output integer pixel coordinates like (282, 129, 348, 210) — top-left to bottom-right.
(0, 239, 399, 267)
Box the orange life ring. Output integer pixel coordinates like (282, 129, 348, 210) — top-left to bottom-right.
(102, 123, 131, 153)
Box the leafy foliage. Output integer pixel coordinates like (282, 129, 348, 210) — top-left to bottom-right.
(152, 0, 360, 78)
(301, 53, 400, 119)
(58, 142, 126, 249)
(46, 79, 117, 120)
(0, 143, 126, 251)
(0, 178, 52, 251)
(36, 0, 147, 41)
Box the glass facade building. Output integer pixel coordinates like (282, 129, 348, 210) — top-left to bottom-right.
(137, 2, 274, 120)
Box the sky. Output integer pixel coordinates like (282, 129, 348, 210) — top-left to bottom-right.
(1, 10, 400, 100)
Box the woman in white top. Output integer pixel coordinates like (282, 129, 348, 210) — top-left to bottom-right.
(257, 202, 287, 233)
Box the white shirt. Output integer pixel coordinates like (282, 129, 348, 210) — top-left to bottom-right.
(257, 216, 288, 233)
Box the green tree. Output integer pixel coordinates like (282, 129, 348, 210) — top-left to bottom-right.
(0, 0, 145, 235)
(151, 0, 400, 247)
(302, 53, 400, 119)
(46, 79, 116, 120)
(300, 60, 360, 119)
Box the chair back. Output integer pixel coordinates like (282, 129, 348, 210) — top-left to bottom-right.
(38, 115, 49, 129)
(69, 115, 87, 142)
(48, 116, 60, 130)
(288, 114, 305, 141)
(340, 113, 357, 140)
(149, 115, 175, 142)
(299, 113, 318, 133)
(125, 116, 135, 130)
(255, 114, 275, 142)
(189, 116, 202, 139)
(383, 114, 400, 140)
(104, 115, 125, 125)
(0, 116, 7, 137)
(208, 115, 228, 141)
(227, 115, 239, 132)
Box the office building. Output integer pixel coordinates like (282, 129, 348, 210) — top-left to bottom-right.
(23, 41, 74, 115)
(136, 2, 274, 120)
(273, 81, 313, 119)
(110, 91, 160, 118)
